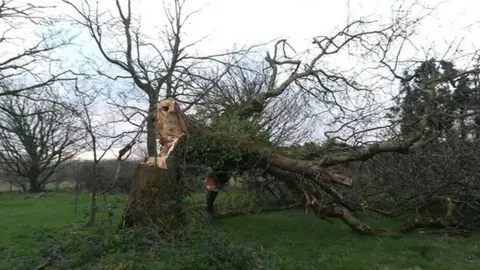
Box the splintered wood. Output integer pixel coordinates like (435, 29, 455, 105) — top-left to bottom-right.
(144, 98, 188, 169)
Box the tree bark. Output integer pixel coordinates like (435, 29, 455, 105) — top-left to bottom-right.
(88, 165, 98, 226)
(121, 137, 187, 231)
(28, 178, 43, 193)
(146, 100, 158, 157)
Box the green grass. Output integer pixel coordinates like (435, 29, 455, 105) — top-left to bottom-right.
(217, 213, 480, 269)
(1, 191, 480, 270)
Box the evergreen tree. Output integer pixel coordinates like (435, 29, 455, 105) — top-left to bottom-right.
(452, 59, 480, 139)
(391, 59, 458, 140)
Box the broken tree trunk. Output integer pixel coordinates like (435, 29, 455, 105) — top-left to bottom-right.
(121, 99, 189, 231)
(121, 141, 187, 230)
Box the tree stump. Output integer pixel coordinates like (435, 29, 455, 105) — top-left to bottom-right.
(121, 138, 187, 231)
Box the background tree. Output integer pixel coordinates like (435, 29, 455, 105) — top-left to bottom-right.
(389, 59, 461, 140)
(452, 58, 480, 139)
(352, 57, 480, 232)
(62, 0, 256, 157)
(0, 95, 81, 192)
(0, 0, 75, 106)
(69, 80, 142, 224)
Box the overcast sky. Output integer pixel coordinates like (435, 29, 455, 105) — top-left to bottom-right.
(123, 0, 478, 54)
(77, 0, 480, 159)
(3, 0, 480, 160)
(131, 0, 480, 59)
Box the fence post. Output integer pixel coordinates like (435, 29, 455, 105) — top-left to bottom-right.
(74, 162, 79, 215)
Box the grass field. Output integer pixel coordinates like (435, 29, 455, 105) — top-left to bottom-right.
(1, 191, 480, 270)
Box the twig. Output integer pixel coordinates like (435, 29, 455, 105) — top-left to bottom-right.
(96, 119, 146, 197)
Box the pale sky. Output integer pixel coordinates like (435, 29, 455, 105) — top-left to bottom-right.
(2, 0, 480, 160)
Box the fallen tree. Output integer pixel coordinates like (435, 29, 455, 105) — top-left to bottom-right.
(118, 53, 480, 235)
(120, 72, 464, 235)
(62, 0, 480, 234)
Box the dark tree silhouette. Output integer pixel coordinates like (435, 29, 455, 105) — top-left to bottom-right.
(0, 96, 80, 192)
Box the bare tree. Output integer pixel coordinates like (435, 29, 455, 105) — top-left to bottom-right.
(70, 80, 142, 225)
(62, 0, 258, 157)
(0, 0, 75, 104)
(0, 95, 81, 192)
